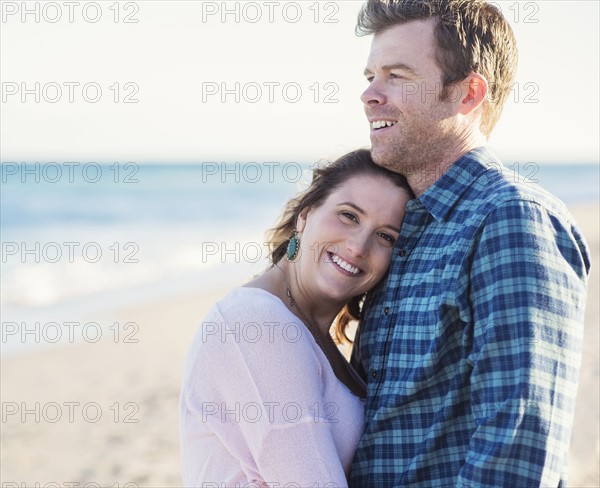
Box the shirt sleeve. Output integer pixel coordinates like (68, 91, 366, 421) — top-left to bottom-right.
(181, 292, 349, 487)
(457, 199, 590, 487)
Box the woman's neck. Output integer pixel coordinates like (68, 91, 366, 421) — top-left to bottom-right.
(272, 260, 341, 340)
(245, 262, 366, 399)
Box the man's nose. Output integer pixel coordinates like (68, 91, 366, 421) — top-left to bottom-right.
(361, 79, 386, 106)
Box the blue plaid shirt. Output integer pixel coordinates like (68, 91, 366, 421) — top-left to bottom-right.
(349, 147, 590, 487)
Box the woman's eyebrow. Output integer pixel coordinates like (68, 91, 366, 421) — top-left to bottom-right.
(338, 201, 365, 214)
(385, 224, 401, 233)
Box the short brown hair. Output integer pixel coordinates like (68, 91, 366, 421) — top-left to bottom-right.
(357, 0, 518, 136)
(266, 149, 413, 343)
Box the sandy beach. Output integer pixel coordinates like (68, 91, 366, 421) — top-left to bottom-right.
(1, 203, 598, 487)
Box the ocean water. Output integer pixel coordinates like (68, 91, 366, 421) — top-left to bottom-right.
(1, 162, 598, 354)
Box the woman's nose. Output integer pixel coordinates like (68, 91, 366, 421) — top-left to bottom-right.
(346, 232, 370, 258)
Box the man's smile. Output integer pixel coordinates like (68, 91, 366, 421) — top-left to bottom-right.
(369, 119, 398, 130)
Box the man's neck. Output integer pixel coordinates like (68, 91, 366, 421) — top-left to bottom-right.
(407, 137, 486, 197)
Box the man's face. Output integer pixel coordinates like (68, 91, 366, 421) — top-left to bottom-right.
(362, 19, 461, 176)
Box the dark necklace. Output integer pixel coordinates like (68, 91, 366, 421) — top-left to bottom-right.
(272, 262, 367, 399)
(273, 262, 333, 349)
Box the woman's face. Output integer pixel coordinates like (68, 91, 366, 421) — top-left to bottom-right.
(295, 173, 411, 305)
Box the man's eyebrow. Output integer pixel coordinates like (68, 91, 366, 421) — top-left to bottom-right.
(363, 63, 419, 77)
(338, 202, 401, 233)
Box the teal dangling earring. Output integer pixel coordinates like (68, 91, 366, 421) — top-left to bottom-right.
(286, 231, 300, 261)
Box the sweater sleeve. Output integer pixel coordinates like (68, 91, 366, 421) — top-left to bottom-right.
(181, 289, 349, 487)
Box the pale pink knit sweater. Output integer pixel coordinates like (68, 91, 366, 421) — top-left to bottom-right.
(179, 287, 365, 487)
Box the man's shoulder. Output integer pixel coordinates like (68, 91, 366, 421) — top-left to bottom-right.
(438, 152, 587, 261)
(462, 160, 590, 270)
(461, 157, 571, 222)
(422, 148, 570, 226)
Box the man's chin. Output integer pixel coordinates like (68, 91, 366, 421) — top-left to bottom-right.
(371, 147, 402, 174)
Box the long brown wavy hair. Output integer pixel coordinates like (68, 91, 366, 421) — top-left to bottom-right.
(265, 149, 413, 344)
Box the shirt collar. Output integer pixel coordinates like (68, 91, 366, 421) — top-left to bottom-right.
(415, 146, 501, 223)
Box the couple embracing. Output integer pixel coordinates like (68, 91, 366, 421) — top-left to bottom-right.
(180, 1, 591, 487)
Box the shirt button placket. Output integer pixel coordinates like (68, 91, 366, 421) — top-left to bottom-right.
(370, 306, 391, 384)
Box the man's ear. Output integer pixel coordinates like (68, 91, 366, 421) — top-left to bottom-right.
(457, 72, 488, 115)
(296, 207, 310, 233)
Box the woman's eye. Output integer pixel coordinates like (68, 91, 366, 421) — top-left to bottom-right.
(378, 232, 396, 245)
(341, 211, 358, 223)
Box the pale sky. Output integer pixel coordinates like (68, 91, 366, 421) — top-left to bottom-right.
(1, 0, 599, 164)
